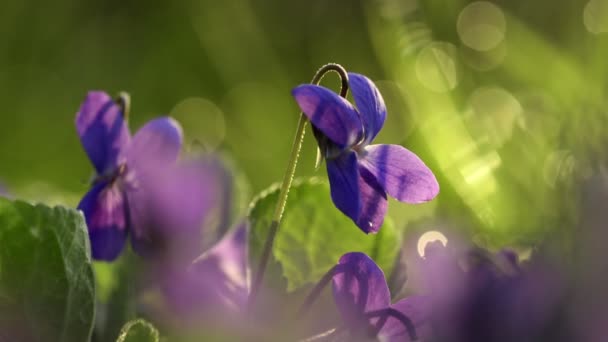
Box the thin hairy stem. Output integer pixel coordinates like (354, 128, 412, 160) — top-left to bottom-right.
(297, 264, 347, 317)
(248, 63, 349, 311)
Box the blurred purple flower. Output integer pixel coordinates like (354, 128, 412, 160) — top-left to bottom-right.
(292, 73, 439, 233)
(76, 91, 184, 261)
(421, 242, 564, 342)
(124, 152, 250, 331)
(570, 170, 608, 342)
(162, 221, 249, 321)
(330, 252, 431, 341)
(130, 158, 224, 264)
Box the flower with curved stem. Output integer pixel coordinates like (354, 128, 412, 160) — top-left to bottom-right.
(76, 91, 185, 261)
(300, 252, 431, 342)
(292, 73, 439, 233)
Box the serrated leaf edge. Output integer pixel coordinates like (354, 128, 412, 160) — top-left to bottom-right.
(116, 318, 160, 342)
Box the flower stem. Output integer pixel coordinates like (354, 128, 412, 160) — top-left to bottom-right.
(248, 63, 349, 310)
(296, 264, 347, 317)
(116, 91, 131, 122)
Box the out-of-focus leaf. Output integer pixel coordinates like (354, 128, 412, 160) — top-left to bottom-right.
(0, 198, 95, 341)
(249, 178, 401, 292)
(116, 319, 159, 342)
(93, 252, 138, 342)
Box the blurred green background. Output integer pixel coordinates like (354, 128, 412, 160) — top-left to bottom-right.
(1, 0, 607, 248)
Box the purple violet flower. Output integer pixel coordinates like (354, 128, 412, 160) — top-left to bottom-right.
(76, 91, 183, 261)
(331, 252, 431, 341)
(292, 73, 439, 233)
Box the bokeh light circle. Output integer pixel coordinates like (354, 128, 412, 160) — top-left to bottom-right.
(457, 2, 506, 51)
(415, 42, 460, 93)
(584, 0, 608, 34)
(468, 87, 524, 147)
(169, 97, 226, 151)
(460, 43, 507, 71)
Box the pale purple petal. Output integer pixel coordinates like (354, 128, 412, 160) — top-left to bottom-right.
(128, 159, 220, 262)
(360, 144, 439, 203)
(163, 222, 249, 318)
(348, 73, 386, 143)
(126, 117, 183, 174)
(292, 84, 362, 148)
(75, 91, 130, 174)
(356, 166, 388, 233)
(326, 152, 361, 227)
(191, 221, 249, 309)
(378, 295, 432, 342)
(77, 182, 127, 261)
(332, 252, 391, 328)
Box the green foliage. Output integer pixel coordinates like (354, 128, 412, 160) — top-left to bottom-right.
(116, 319, 159, 342)
(249, 178, 401, 292)
(94, 253, 138, 342)
(0, 198, 95, 341)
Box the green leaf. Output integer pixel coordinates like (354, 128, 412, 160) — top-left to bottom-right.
(116, 319, 159, 342)
(249, 178, 401, 292)
(0, 198, 95, 341)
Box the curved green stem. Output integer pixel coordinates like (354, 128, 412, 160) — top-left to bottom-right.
(247, 63, 349, 311)
(116, 91, 131, 122)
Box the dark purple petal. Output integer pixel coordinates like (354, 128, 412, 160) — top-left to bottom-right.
(348, 73, 386, 143)
(360, 144, 439, 203)
(77, 182, 127, 261)
(163, 222, 249, 318)
(292, 84, 362, 148)
(332, 252, 391, 329)
(377, 296, 432, 342)
(126, 117, 183, 174)
(75, 91, 130, 174)
(326, 152, 361, 227)
(356, 165, 388, 233)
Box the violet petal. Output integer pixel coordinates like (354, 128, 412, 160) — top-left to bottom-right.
(128, 160, 217, 261)
(326, 152, 361, 227)
(348, 73, 386, 144)
(360, 144, 439, 203)
(75, 91, 130, 174)
(77, 181, 127, 261)
(163, 222, 249, 317)
(292, 84, 362, 148)
(356, 165, 388, 233)
(126, 117, 183, 174)
(331, 252, 391, 329)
